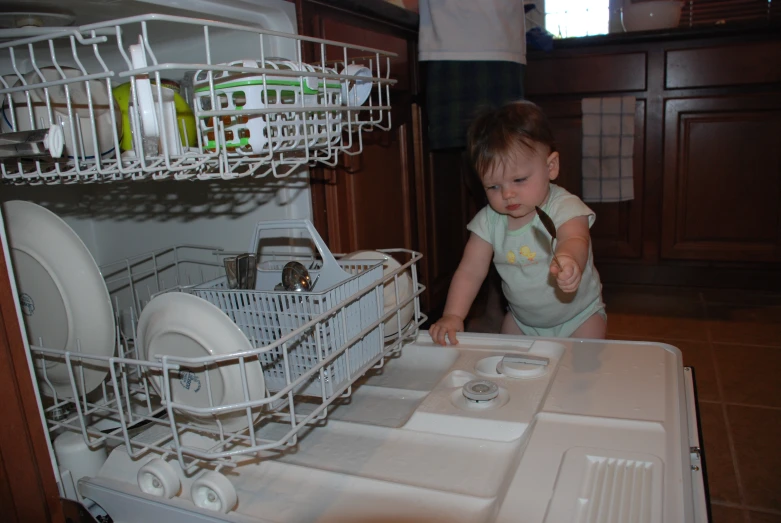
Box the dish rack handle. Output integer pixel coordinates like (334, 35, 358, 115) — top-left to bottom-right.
(250, 219, 350, 290)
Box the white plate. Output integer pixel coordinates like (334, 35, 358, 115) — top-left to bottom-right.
(138, 293, 265, 432)
(342, 251, 414, 337)
(2, 200, 115, 397)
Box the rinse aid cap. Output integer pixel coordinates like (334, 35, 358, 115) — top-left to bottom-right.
(462, 379, 500, 402)
(496, 353, 549, 379)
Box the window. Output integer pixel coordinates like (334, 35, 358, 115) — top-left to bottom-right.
(543, 0, 611, 38)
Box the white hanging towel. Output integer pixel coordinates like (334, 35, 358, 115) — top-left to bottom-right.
(581, 96, 636, 202)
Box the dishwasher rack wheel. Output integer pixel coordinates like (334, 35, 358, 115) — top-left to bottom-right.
(190, 470, 238, 513)
(137, 458, 181, 499)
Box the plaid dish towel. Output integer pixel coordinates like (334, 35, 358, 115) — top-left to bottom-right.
(581, 97, 636, 202)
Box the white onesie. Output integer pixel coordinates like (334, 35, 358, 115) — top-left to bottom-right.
(467, 184, 604, 336)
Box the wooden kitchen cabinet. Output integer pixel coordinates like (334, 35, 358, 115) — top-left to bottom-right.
(534, 99, 646, 260)
(297, 1, 419, 255)
(296, 0, 464, 313)
(526, 26, 781, 288)
(662, 94, 781, 262)
(419, 148, 474, 312)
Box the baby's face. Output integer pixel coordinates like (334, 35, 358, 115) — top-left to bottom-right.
(481, 143, 559, 222)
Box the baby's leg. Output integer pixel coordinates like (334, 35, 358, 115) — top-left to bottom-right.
(500, 311, 525, 335)
(570, 312, 607, 339)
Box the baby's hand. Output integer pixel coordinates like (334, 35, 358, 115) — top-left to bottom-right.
(550, 254, 582, 293)
(429, 314, 464, 346)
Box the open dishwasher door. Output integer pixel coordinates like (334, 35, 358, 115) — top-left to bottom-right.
(78, 335, 709, 522)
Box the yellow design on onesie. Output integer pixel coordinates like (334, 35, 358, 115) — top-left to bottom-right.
(506, 251, 516, 264)
(519, 246, 536, 261)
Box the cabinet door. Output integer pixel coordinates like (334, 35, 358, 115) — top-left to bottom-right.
(533, 99, 645, 260)
(418, 146, 474, 313)
(303, 11, 417, 255)
(311, 99, 415, 254)
(662, 95, 781, 261)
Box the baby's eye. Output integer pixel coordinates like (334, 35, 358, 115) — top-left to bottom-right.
(514, 177, 527, 184)
(485, 185, 499, 191)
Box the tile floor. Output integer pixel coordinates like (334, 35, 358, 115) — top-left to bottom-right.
(466, 282, 781, 523)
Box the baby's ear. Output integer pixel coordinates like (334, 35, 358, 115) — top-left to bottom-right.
(547, 151, 560, 181)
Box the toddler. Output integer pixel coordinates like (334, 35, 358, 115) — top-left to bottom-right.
(429, 101, 606, 345)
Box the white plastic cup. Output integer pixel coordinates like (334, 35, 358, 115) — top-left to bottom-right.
(53, 431, 108, 484)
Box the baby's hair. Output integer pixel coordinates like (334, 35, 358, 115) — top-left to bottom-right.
(467, 100, 557, 179)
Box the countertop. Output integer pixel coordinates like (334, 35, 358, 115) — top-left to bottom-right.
(538, 20, 781, 51)
(300, 1, 778, 54)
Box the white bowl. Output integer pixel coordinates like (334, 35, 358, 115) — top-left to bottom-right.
(1, 67, 122, 159)
(621, 1, 683, 32)
(342, 250, 415, 337)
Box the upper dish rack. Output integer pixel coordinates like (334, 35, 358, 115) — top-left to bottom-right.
(0, 14, 396, 184)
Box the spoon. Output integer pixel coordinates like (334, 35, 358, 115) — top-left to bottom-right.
(282, 261, 311, 292)
(535, 206, 564, 271)
(281, 261, 320, 292)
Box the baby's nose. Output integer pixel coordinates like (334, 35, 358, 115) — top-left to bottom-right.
(502, 187, 515, 199)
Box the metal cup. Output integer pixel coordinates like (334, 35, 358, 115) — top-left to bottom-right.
(236, 254, 257, 290)
(223, 257, 239, 289)
(224, 254, 257, 290)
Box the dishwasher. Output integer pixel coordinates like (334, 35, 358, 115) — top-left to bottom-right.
(0, 2, 708, 522)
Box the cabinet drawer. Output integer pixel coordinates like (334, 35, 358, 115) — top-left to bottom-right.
(526, 52, 646, 95)
(666, 42, 781, 89)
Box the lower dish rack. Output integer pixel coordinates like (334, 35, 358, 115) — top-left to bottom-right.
(32, 244, 426, 485)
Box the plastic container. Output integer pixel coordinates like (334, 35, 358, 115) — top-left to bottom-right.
(193, 59, 344, 154)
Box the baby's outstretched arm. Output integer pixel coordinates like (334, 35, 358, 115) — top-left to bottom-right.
(549, 215, 591, 293)
(429, 233, 494, 346)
